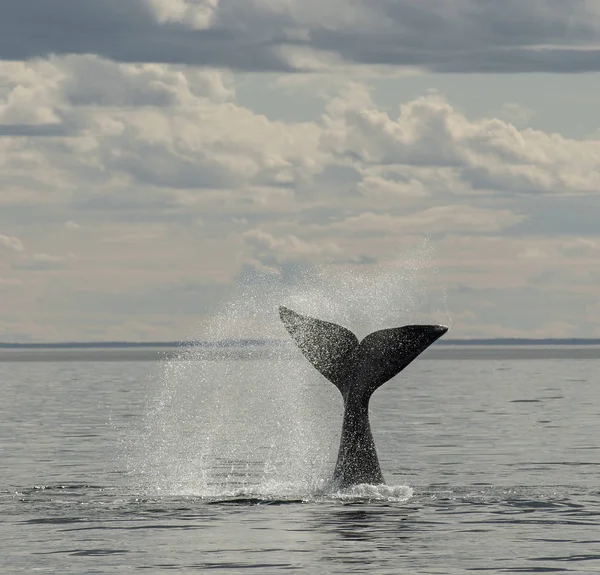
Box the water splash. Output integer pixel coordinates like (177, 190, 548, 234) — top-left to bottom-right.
(129, 342, 339, 497)
(128, 248, 448, 500)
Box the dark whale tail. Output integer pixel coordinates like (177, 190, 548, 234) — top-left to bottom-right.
(279, 305, 448, 488)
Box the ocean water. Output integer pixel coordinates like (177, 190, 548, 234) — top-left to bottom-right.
(1, 348, 599, 574)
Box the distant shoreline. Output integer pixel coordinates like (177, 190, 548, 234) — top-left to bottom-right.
(1, 338, 600, 349)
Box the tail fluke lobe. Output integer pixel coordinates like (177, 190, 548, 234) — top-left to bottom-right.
(351, 324, 448, 399)
(279, 306, 358, 393)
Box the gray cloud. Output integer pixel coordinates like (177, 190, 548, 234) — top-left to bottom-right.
(2, 1, 600, 73)
(307, 0, 600, 72)
(0, 124, 71, 137)
(0, 0, 293, 71)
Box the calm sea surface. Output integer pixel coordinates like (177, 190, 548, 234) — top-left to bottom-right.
(1, 347, 599, 574)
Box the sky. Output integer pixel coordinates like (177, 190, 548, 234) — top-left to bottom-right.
(1, 0, 600, 342)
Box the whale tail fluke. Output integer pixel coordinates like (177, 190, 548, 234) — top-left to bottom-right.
(279, 305, 448, 488)
(279, 306, 448, 400)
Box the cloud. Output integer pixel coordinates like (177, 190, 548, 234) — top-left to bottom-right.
(242, 228, 341, 269)
(304, 1, 600, 73)
(2, 57, 599, 223)
(2, 1, 600, 73)
(325, 206, 525, 235)
(65, 220, 81, 230)
(356, 174, 427, 199)
(0, 0, 292, 71)
(148, 0, 219, 29)
(0, 56, 325, 212)
(321, 86, 600, 196)
(0, 234, 24, 252)
(61, 55, 235, 106)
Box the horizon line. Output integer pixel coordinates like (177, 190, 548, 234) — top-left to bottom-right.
(2, 338, 600, 349)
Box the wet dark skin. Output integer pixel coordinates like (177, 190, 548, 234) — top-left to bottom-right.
(279, 306, 448, 488)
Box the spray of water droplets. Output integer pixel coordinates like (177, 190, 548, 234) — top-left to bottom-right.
(126, 245, 449, 501)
